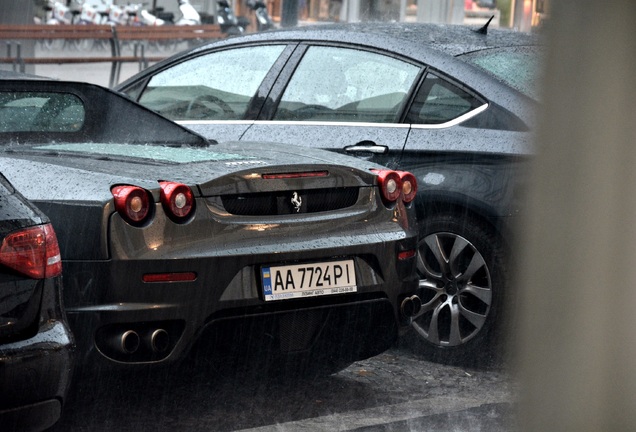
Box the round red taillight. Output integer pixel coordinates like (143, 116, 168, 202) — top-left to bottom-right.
(159, 181, 195, 222)
(111, 185, 152, 225)
(398, 171, 418, 203)
(374, 169, 402, 204)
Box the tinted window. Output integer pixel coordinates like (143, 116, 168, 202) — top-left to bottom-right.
(459, 46, 542, 101)
(138, 45, 286, 120)
(274, 46, 420, 123)
(0, 92, 85, 132)
(407, 73, 485, 124)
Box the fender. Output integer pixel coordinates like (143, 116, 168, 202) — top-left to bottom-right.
(407, 152, 530, 249)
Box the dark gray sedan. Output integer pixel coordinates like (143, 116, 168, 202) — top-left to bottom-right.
(116, 22, 541, 365)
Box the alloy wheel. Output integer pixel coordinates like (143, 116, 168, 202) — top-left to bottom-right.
(412, 232, 493, 347)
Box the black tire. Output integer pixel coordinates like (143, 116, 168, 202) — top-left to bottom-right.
(405, 211, 509, 368)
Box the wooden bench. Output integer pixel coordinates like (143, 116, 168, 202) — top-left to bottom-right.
(0, 24, 224, 87)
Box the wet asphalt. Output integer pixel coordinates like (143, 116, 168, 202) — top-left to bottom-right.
(50, 345, 517, 432)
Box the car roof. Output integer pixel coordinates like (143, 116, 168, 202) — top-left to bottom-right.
(182, 22, 542, 59)
(117, 21, 542, 111)
(122, 22, 542, 96)
(255, 22, 541, 56)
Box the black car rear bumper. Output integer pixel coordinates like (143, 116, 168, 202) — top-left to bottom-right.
(65, 234, 418, 368)
(192, 297, 401, 376)
(67, 279, 418, 364)
(0, 320, 74, 432)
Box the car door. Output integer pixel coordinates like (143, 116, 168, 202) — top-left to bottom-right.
(240, 44, 425, 169)
(130, 44, 297, 143)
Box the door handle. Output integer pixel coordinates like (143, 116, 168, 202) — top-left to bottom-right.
(344, 141, 389, 154)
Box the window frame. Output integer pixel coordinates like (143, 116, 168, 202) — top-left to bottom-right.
(406, 68, 489, 129)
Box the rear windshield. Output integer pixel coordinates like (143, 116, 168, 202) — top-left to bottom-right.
(0, 91, 85, 132)
(458, 46, 543, 101)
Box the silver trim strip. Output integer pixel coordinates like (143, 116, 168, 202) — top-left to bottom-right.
(410, 103, 489, 129)
(176, 103, 489, 129)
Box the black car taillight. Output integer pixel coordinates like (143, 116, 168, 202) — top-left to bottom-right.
(398, 171, 418, 203)
(0, 223, 62, 279)
(159, 181, 195, 222)
(112, 185, 153, 226)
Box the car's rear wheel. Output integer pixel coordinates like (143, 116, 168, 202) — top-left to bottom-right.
(407, 212, 508, 367)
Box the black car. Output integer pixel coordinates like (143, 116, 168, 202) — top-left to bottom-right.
(116, 22, 541, 364)
(0, 78, 419, 376)
(0, 171, 74, 432)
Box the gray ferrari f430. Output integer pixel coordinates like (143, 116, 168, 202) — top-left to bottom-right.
(0, 79, 419, 377)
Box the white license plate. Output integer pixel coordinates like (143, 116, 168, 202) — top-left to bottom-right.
(262, 259, 357, 301)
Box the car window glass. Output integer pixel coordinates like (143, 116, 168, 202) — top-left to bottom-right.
(0, 92, 85, 132)
(274, 46, 420, 123)
(458, 46, 542, 101)
(138, 45, 286, 121)
(407, 73, 484, 124)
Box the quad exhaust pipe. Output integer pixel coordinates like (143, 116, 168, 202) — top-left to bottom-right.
(107, 328, 170, 355)
(110, 330, 141, 354)
(400, 295, 422, 319)
(148, 329, 170, 353)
